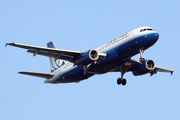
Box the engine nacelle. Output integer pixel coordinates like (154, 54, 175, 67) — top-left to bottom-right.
(133, 59, 155, 76)
(75, 50, 106, 66)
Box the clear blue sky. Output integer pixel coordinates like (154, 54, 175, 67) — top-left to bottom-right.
(1, 0, 179, 120)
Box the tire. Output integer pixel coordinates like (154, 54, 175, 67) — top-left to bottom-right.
(122, 79, 127, 86)
(117, 78, 122, 85)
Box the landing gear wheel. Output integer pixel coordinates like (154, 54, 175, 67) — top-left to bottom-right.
(117, 78, 127, 85)
(117, 78, 122, 85)
(122, 79, 127, 86)
(139, 58, 145, 63)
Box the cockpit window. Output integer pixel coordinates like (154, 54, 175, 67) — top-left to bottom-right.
(140, 28, 155, 32)
(147, 28, 152, 31)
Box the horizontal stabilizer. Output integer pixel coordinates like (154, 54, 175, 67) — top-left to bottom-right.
(18, 71, 54, 79)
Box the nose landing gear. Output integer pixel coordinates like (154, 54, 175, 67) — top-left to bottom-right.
(139, 49, 145, 63)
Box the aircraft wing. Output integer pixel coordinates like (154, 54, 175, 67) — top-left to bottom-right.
(6, 43, 82, 63)
(19, 71, 54, 79)
(111, 59, 174, 75)
(153, 66, 174, 74)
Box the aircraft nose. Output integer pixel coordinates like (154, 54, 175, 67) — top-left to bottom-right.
(154, 33, 159, 40)
(154, 32, 159, 43)
(149, 32, 159, 43)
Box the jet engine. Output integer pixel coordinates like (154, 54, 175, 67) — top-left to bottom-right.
(132, 59, 155, 76)
(75, 50, 106, 66)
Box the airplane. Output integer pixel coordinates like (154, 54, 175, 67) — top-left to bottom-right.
(6, 26, 174, 86)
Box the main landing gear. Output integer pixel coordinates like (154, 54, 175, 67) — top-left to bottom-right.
(117, 78, 127, 85)
(117, 66, 128, 86)
(116, 49, 145, 86)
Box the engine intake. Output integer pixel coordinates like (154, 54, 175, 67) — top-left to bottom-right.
(133, 59, 155, 76)
(89, 50, 99, 60)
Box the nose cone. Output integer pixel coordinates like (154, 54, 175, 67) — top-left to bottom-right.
(154, 33, 159, 41)
(143, 32, 159, 49)
(148, 32, 159, 44)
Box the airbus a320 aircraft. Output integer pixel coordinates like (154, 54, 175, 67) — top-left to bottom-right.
(6, 26, 174, 86)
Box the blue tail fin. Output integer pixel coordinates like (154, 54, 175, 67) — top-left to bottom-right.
(47, 41, 66, 73)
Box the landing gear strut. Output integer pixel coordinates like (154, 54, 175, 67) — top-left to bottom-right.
(117, 66, 128, 86)
(139, 49, 145, 63)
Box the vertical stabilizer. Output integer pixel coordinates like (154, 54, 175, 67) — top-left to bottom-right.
(47, 41, 66, 73)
